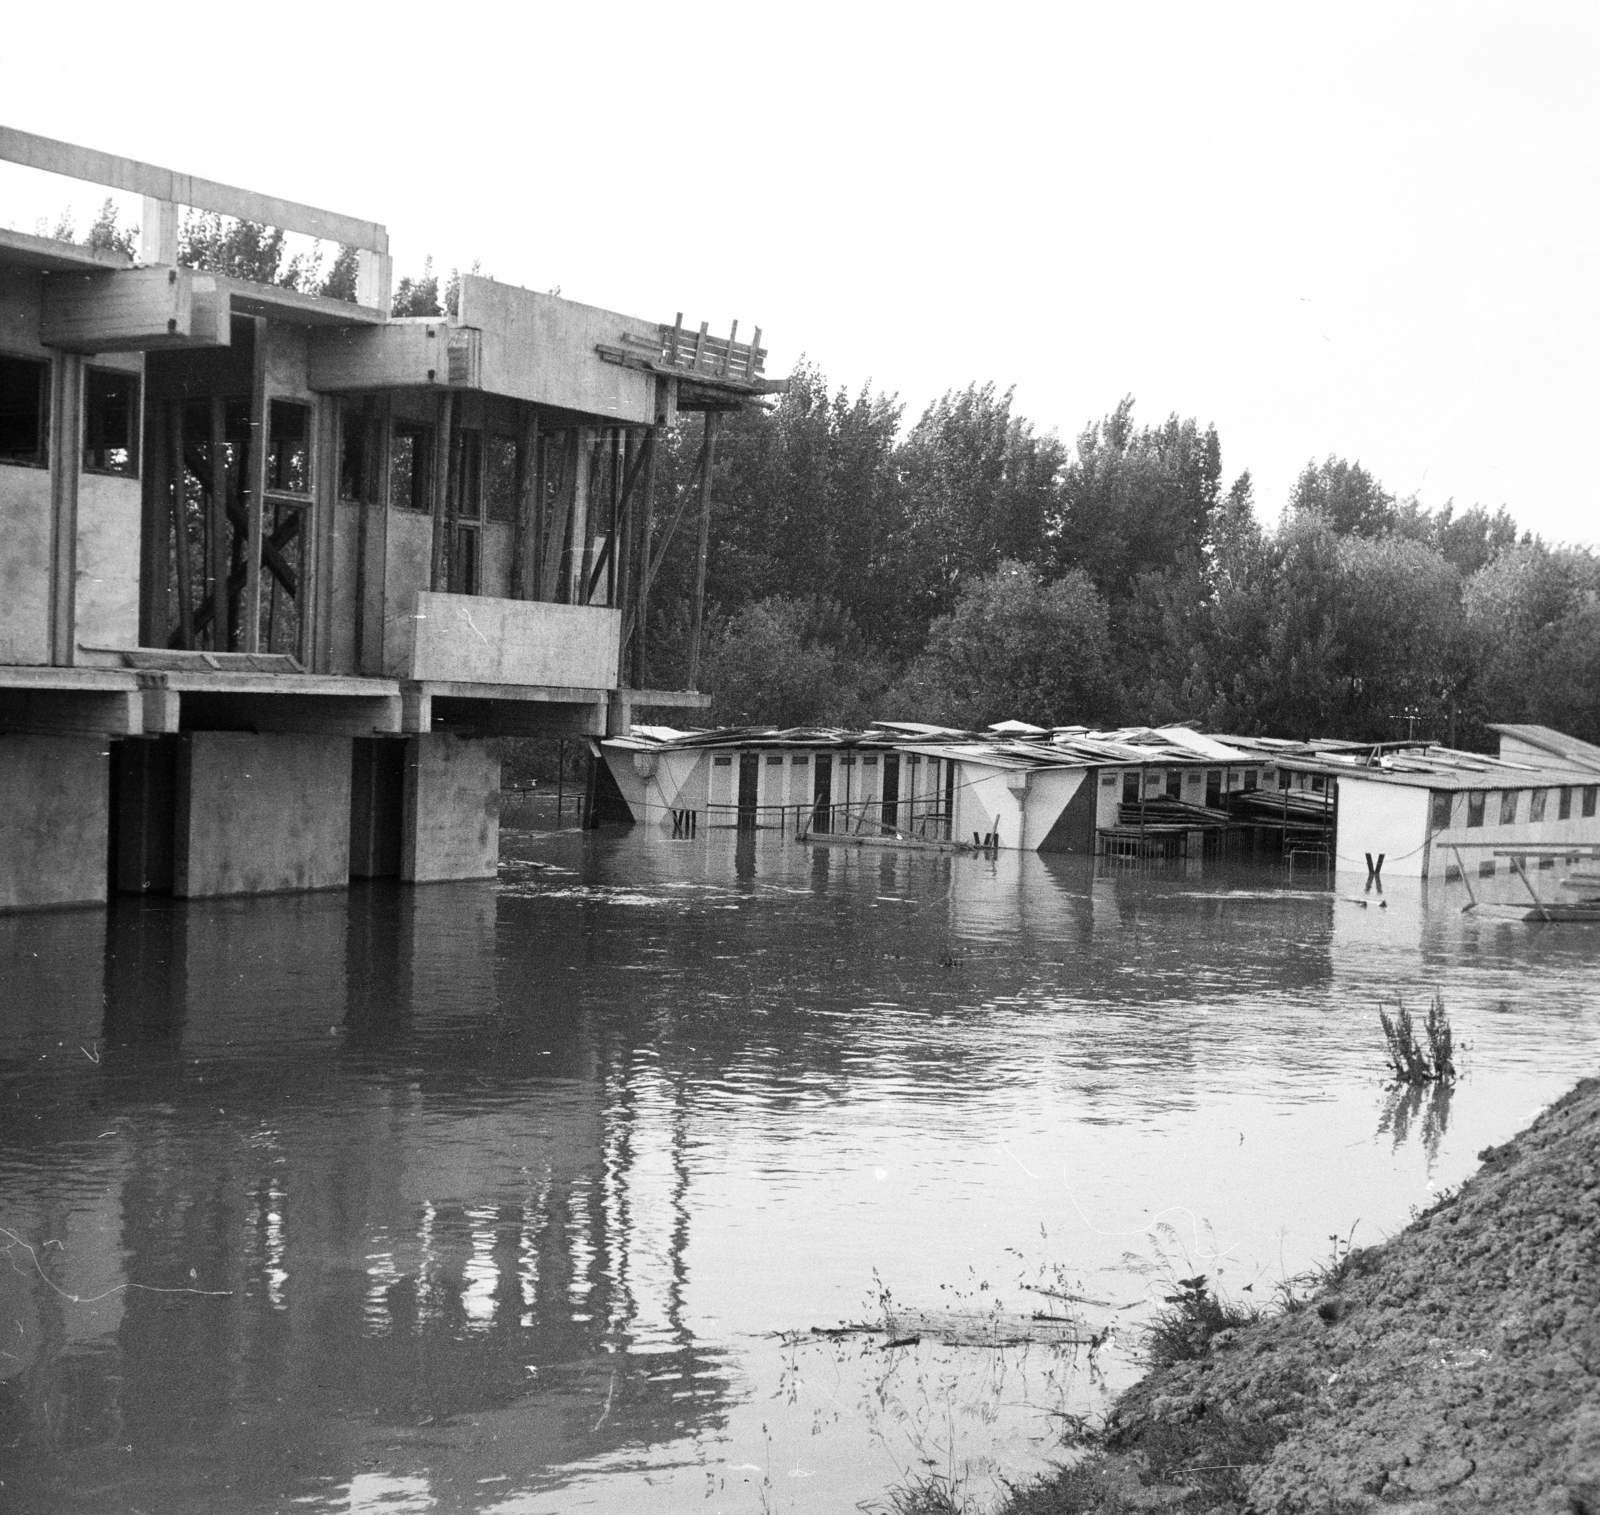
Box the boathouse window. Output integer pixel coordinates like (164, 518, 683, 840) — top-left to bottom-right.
(455, 429, 483, 519)
(339, 401, 376, 501)
(766, 755, 783, 766)
(391, 421, 433, 511)
(1444, 863, 1462, 881)
(906, 754, 920, 766)
(862, 755, 878, 767)
(1559, 786, 1573, 819)
(1585, 786, 1598, 818)
(791, 754, 809, 766)
(1431, 791, 1453, 831)
(839, 754, 856, 767)
(712, 755, 732, 766)
(0, 355, 47, 466)
(1278, 769, 1292, 790)
(1310, 774, 1326, 792)
(1466, 791, 1486, 827)
(265, 401, 310, 493)
(82, 367, 139, 475)
(485, 434, 518, 522)
(1479, 860, 1496, 878)
(1243, 769, 1258, 792)
(1205, 769, 1222, 806)
(1122, 771, 1140, 804)
(1500, 790, 1519, 826)
(1101, 774, 1117, 787)
(1530, 789, 1548, 823)
(1165, 770, 1182, 798)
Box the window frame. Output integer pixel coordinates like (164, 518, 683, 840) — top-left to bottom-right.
(390, 420, 435, 513)
(81, 365, 140, 478)
(0, 352, 49, 469)
(1466, 790, 1486, 828)
(266, 399, 312, 496)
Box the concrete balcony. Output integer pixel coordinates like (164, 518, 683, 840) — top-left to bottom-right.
(383, 590, 621, 689)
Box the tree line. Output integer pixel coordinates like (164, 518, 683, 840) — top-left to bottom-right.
(638, 365, 1597, 750)
(46, 213, 1590, 750)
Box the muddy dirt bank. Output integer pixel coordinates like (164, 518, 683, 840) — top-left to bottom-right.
(1001, 1076, 1600, 1514)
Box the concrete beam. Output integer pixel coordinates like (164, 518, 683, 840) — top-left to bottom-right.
(0, 125, 388, 255)
(0, 687, 143, 737)
(177, 691, 403, 736)
(431, 696, 606, 738)
(41, 266, 233, 354)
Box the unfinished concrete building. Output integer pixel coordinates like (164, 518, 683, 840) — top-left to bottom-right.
(0, 127, 779, 911)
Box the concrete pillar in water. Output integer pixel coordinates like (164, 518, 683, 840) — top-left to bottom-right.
(0, 735, 109, 910)
(401, 733, 500, 883)
(173, 732, 353, 898)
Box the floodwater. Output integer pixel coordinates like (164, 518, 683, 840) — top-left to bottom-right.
(2, 829, 1598, 1514)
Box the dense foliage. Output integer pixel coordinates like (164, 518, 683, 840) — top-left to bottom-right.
(641, 364, 1595, 747)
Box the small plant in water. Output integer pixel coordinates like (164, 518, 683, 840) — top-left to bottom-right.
(1378, 990, 1455, 1085)
(1145, 1274, 1259, 1368)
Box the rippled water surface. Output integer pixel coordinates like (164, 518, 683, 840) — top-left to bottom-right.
(3, 829, 1598, 1513)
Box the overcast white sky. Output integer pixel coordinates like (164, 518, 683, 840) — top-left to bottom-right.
(7, 1, 1597, 545)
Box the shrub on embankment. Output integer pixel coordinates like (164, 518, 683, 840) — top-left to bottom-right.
(989, 1076, 1600, 1514)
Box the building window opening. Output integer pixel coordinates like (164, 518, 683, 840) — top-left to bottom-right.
(0, 355, 47, 466)
(1499, 790, 1518, 826)
(1165, 770, 1182, 799)
(391, 422, 433, 511)
(766, 754, 783, 766)
(267, 401, 310, 493)
(451, 525, 479, 596)
(485, 434, 518, 523)
(1311, 774, 1326, 792)
(1585, 786, 1598, 818)
(1204, 769, 1222, 807)
(1278, 769, 1292, 790)
(1559, 786, 1573, 820)
(1530, 789, 1548, 823)
(339, 401, 378, 502)
(1122, 771, 1140, 805)
(1478, 860, 1496, 878)
(455, 428, 483, 520)
(258, 497, 304, 658)
(1466, 791, 1486, 827)
(83, 367, 139, 475)
(1431, 791, 1453, 831)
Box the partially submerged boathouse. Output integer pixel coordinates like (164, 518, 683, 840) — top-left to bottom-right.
(0, 127, 778, 910)
(599, 721, 1600, 878)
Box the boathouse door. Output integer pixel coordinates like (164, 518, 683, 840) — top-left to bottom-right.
(737, 753, 760, 830)
(813, 754, 833, 834)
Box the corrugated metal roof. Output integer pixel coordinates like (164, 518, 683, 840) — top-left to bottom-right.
(600, 719, 1600, 792)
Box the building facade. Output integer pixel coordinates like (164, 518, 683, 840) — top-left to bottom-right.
(0, 127, 776, 910)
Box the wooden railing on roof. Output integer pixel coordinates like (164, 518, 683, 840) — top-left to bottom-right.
(659, 315, 765, 382)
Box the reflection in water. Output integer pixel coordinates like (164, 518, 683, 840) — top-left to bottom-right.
(1378, 1079, 1454, 1171)
(1, 834, 1598, 1512)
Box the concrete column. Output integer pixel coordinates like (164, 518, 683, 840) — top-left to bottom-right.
(173, 732, 352, 898)
(401, 733, 500, 882)
(116, 735, 177, 893)
(0, 735, 109, 910)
